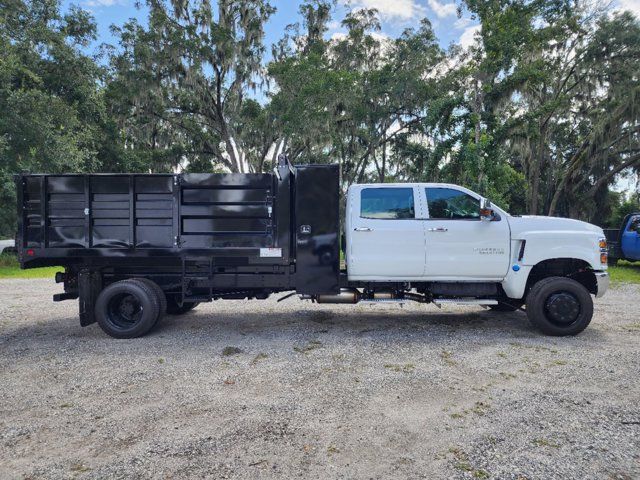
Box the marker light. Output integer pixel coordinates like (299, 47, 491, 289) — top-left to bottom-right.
(599, 239, 607, 250)
(26, 249, 35, 256)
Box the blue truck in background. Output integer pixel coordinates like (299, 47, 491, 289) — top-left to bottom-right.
(604, 213, 640, 265)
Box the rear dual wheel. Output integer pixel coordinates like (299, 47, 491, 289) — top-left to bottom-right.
(95, 278, 166, 339)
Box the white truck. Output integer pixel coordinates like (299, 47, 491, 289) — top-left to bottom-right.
(17, 161, 609, 338)
(343, 183, 609, 336)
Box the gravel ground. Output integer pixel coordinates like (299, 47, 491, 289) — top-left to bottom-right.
(0, 278, 639, 480)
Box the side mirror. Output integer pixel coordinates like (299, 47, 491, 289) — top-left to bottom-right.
(480, 198, 496, 221)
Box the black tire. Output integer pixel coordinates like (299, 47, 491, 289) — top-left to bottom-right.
(526, 276, 593, 336)
(489, 300, 523, 312)
(135, 278, 167, 322)
(166, 295, 199, 315)
(95, 279, 160, 338)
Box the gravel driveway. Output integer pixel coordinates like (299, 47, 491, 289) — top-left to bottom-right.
(0, 278, 639, 479)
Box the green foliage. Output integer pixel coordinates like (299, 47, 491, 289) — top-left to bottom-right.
(106, 0, 276, 173)
(606, 194, 640, 228)
(0, 254, 60, 278)
(0, 0, 123, 238)
(609, 261, 640, 285)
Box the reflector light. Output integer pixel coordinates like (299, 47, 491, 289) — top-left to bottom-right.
(600, 253, 608, 264)
(26, 249, 35, 256)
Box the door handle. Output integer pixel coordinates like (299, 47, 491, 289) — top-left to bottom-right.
(427, 227, 448, 232)
(354, 227, 373, 232)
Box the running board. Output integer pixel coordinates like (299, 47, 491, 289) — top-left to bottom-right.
(433, 299, 498, 306)
(360, 299, 407, 304)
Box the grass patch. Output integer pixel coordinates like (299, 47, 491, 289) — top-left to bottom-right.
(222, 346, 243, 356)
(384, 363, 415, 373)
(473, 470, 490, 479)
(0, 254, 61, 279)
(326, 445, 340, 455)
(294, 340, 322, 354)
(70, 463, 91, 473)
(533, 438, 560, 448)
(251, 352, 268, 364)
(609, 262, 640, 285)
(440, 349, 457, 366)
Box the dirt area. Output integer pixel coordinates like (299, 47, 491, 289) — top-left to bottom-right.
(0, 278, 639, 479)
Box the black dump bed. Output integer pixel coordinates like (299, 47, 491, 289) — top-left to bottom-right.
(15, 163, 340, 295)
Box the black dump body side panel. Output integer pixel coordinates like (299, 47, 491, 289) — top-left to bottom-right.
(16, 172, 288, 265)
(15, 164, 340, 296)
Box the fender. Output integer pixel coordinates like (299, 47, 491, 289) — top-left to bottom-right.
(516, 230, 603, 269)
(502, 229, 605, 299)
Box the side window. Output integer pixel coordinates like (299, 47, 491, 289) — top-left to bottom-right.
(426, 188, 480, 220)
(360, 188, 415, 219)
(628, 216, 640, 232)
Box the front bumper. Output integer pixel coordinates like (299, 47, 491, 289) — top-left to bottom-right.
(594, 271, 610, 298)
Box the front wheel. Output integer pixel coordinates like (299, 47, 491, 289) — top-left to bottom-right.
(526, 276, 593, 336)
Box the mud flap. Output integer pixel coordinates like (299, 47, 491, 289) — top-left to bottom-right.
(78, 270, 102, 327)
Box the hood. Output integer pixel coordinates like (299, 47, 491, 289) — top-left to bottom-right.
(508, 215, 604, 238)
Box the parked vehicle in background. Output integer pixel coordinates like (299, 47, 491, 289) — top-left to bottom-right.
(0, 239, 16, 255)
(14, 157, 609, 339)
(604, 213, 640, 265)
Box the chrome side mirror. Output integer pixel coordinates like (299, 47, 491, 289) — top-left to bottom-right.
(480, 198, 496, 221)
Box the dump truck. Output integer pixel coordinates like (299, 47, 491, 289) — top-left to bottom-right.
(15, 157, 609, 338)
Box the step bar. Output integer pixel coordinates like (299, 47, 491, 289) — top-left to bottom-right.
(433, 298, 498, 306)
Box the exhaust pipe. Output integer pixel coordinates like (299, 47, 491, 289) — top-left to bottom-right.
(314, 290, 426, 304)
(316, 288, 361, 304)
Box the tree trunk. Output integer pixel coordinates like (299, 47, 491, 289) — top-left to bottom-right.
(474, 77, 484, 188)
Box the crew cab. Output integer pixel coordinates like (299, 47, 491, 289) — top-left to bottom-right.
(15, 159, 609, 338)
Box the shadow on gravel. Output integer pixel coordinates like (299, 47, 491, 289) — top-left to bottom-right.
(0, 307, 555, 344)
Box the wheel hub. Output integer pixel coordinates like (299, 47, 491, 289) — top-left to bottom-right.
(545, 292, 580, 324)
(119, 298, 136, 317)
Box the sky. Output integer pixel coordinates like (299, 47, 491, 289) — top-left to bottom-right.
(62, 0, 488, 53)
(67, 0, 640, 57)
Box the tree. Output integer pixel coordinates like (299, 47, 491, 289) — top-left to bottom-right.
(0, 0, 108, 238)
(459, 0, 640, 218)
(269, 4, 445, 187)
(107, 0, 276, 173)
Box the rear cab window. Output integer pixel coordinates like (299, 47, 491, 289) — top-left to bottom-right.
(425, 187, 480, 220)
(360, 188, 415, 219)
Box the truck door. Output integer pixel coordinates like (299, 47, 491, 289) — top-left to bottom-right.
(621, 215, 640, 261)
(423, 187, 510, 280)
(347, 186, 426, 278)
